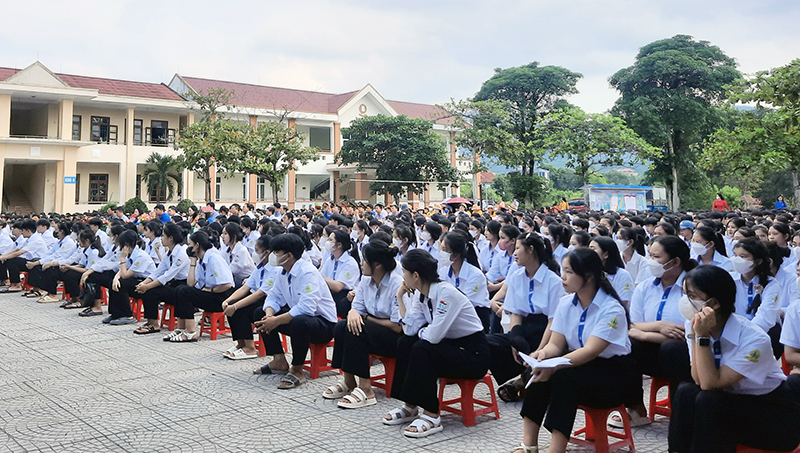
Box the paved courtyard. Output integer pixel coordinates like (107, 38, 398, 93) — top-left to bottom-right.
(0, 292, 669, 452)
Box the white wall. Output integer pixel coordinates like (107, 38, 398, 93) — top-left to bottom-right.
(75, 163, 121, 205)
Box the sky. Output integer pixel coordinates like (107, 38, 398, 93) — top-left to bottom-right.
(2, 0, 799, 113)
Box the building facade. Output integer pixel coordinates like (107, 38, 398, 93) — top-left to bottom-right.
(0, 62, 471, 214)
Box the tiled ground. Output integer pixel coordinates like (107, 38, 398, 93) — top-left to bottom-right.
(0, 292, 669, 452)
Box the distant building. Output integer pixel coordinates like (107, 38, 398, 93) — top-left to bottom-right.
(534, 168, 550, 180)
(615, 167, 639, 176)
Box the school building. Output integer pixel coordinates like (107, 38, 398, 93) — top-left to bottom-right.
(0, 61, 471, 215)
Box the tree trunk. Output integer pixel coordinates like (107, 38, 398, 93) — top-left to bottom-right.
(667, 130, 680, 211)
(205, 179, 211, 203)
(793, 168, 800, 209)
(272, 181, 280, 206)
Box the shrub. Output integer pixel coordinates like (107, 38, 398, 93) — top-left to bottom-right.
(123, 197, 149, 215)
(176, 198, 194, 213)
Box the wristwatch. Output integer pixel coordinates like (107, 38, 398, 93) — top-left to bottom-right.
(696, 337, 711, 347)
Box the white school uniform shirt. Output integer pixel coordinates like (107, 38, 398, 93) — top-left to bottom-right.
(194, 248, 234, 290)
(123, 247, 157, 279)
(148, 244, 190, 285)
(78, 246, 102, 268)
(400, 281, 484, 344)
(551, 289, 631, 358)
(90, 246, 120, 273)
(479, 242, 498, 274)
(144, 237, 162, 266)
(686, 313, 785, 395)
(503, 264, 564, 317)
(475, 235, 490, 255)
(630, 272, 687, 325)
(0, 231, 14, 255)
(223, 242, 256, 283)
(41, 236, 76, 265)
(552, 243, 568, 269)
(319, 252, 360, 291)
(487, 248, 518, 283)
(723, 235, 735, 257)
(420, 240, 439, 256)
(242, 230, 260, 255)
(607, 268, 635, 303)
(781, 301, 800, 352)
(731, 273, 781, 333)
(438, 262, 491, 309)
(696, 250, 734, 273)
(263, 259, 337, 323)
(64, 241, 84, 265)
(355, 234, 370, 258)
(20, 233, 48, 261)
(244, 261, 279, 295)
(95, 229, 110, 248)
(351, 272, 403, 320)
(303, 243, 323, 268)
(776, 268, 800, 309)
(38, 230, 57, 249)
(781, 252, 799, 275)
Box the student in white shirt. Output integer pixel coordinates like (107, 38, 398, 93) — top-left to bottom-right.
(766, 243, 800, 311)
(487, 224, 521, 334)
(569, 230, 591, 249)
(240, 217, 259, 256)
(88, 217, 110, 248)
(62, 230, 105, 313)
(730, 238, 784, 358)
(133, 223, 190, 335)
(219, 235, 278, 359)
(29, 222, 77, 303)
(488, 232, 564, 403)
(391, 224, 416, 270)
(221, 222, 256, 287)
(107, 229, 157, 325)
(617, 227, 648, 285)
(36, 219, 57, 249)
(438, 229, 492, 331)
(383, 249, 489, 438)
(470, 219, 490, 256)
(254, 234, 338, 389)
(167, 230, 235, 342)
(0, 219, 49, 293)
(351, 219, 372, 258)
(142, 221, 163, 266)
(513, 248, 636, 453)
(418, 221, 441, 256)
(769, 223, 798, 274)
(320, 228, 361, 318)
(781, 299, 800, 399)
(691, 226, 733, 272)
(477, 220, 500, 274)
(289, 225, 320, 268)
(590, 237, 634, 307)
(545, 223, 571, 270)
(324, 239, 403, 408)
(669, 265, 800, 453)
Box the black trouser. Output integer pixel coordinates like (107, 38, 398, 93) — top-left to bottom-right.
(58, 269, 83, 300)
(768, 323, 784, 360)
(88, 270, 116, 310)
(228, 299, 260, 341)
(39, 266, 60, 295)
(331, 318, 401, 378)
(475, 306, 492, 333)
(787, 374, 800, 404)
(112, 277, 143, 319)
(26, 264, 44, 288)
(392, 331, 490, 413)
(141, 280, 185, 320)
(1, 257, 30, 283)
(174, 285, 234, 319)
(332, 289, 351, 319)
(253, 306, 335, 367)
(520, 355, 639, 437)
(487, 313, 548, 385)
(629, 338, 692, 402)
(668, 381, 800, 453)
(488, 289, 504, 334)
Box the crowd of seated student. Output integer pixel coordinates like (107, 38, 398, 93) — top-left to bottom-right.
(7, 203, 800, 449)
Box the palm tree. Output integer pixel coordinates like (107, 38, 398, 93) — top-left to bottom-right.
(141, 152, 183, 203)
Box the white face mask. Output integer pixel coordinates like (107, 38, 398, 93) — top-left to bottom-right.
(268, 252, 287, 267)
(420, 231, 431, 242)
(732, 256, 755, 274)
(567, 245, 576, 252)
(470, 230, 479, 239)
(690, 242, 711, 257)
(793, 246, 800, 260)
(615, 239, 629, 254)
(678, 294, 708, 321)
(645, 257, 670, 278)
(393, 238, 404, 248)
(518, 221, 525, 229)
(324, 241, 335, 253)
(438, 250, 452, 263)
(350, 231, 359, 242)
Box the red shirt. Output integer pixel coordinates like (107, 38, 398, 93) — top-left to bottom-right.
(712, 199, 730, 211)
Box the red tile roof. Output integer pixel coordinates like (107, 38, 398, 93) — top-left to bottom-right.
(0, 66, 183, 101)
(386, 99, 455, 125)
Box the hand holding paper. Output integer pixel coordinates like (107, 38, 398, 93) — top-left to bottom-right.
(518, 352, 571, 387)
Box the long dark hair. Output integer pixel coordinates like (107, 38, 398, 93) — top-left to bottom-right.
(117, 229, 144, 250)
(684, 265, 736, 320)
(80, 229, 105, 258)
(695, 226, 727, 257)
(652, 235, 697, 272)
(362, 239, 398, 273)
(565, 248, 624, 308)
(591, 236, 625, 275)
(331, 228, 360, 265)
(517, 231, 560, 274)
(734, 238, 772, 315)
(442, 230, 480, 269)
(163, 223, 186, 245)
(190, 230, 216, 251)
(548, 223, 572, 248)
(401, 249, 441, 283)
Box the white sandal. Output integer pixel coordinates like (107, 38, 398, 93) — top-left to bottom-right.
(511, 444, 538, 453)
(163, 329, 183, 341)
(225, 348, 258, 360)
(383, 404, 419, 425)
(222, 344, 238, 357)
(322, 382, 352, 400)
(403, 413, 443, 438)
(337, 388, 377, 409)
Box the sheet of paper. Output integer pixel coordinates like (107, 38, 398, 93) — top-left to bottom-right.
(517, 353, 572, 387)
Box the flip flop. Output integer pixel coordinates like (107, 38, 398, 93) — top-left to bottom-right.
(78, 308, 104, 317)
(337, 388, 377, 409)
(225, 348, 258, 360)
(0, 287, 23, 293)
(277, 373, 305, 389)
(253, 364, 288, 375)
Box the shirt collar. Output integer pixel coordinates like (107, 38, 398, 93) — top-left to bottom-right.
(532, 264, 548, 284)
(720, 313, 743, 345)
(571, 288, 608, 308)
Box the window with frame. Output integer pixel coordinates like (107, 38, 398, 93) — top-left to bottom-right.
(215, 176, 221, 202)
(91, 116, 117, 143)
(257, 177, 267, 201)
(133, 119, 143, 145)
(72, 115, 81, 140)
(309, 127, 331, 151)
(75, 174, 81, 203)
(89, 174, 108, 203)
(148, 120, 168, 146)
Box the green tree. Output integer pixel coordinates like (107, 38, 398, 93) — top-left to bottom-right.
(176, 119, 240, 203)
(541, 108, 659, 184)
(337, 115, 459, 205)
(232, 121, 319, 204)
(609, 35, 741, 210)
(540, 164, 582, 191)
(140, 152, 183, 203)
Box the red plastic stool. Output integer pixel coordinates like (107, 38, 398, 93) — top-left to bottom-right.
(648, 376, 672, 421)
(160, 303, 177, 331)
(20, 272, 30, 290)
(736, 445, 800, 453)
(369, 354, 396, 395)
(129, 298, 144, 321)
(56, 281, 67, 299)
(253, 325, 266, 357)
(570, 405, 635, 453)
(437, 374, 500, 427)
(199, 311, 231, 340)
(100, 286, 108, 306)
(303, 341, 337, 379)
(782, 353, 792, 376)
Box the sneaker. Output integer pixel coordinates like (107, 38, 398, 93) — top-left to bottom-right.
(109, 316, 137, 325)
(102, 315, 115, 324)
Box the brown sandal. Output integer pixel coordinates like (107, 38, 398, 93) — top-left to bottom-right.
(134, 323, 160, 335)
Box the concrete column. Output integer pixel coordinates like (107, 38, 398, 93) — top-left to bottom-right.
(58, 99, 74, 140)
(61, 147, 77, 213)
(248, 174, 257, 204)
(249, 115, 258, 127)
(407, 191, 417, 209)
(0, 144, 5, 208)
(354, 172, 368, 203)
(424, 184, 431, 207)
(208, 164, 216, 202)
(332, 171, 340, 203)
(124, 108, 136, 202)
(0, 94, 10, 138)
(449, 131, 457, 167)
(185, 112, 195, 200)
(287, 118, 296, 209)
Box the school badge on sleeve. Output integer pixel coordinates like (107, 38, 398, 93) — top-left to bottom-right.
(745, 350, 761, 363)
(607, 317, 618, 329)
(436, 300, 448, 315)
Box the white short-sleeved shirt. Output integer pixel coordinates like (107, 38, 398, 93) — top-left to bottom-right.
(776, 268, 800, 309)
(479, 242, 498, 274)
(503, 264, 564, 317)
(686, 314, 785, 395)
(550, 289, 631, 358)
(487, 248, 518, 283)
(552, 243, 568, 270)
(38, 230, 57, 249)
(319, 252, 360, 291)
(607, 268, 634, 303)
(124, 247, 157, 279)
(263, 259, 337, 323)
(438, 262, 491, 309)
(242, 230, 260, 255)
(780, 301, 800, 350)
(696, 250, 734, 273)
(144, 237, 162, 266)
(244, 261, 278, 294)
(351, 272, 403, 320)
(148, 244, 190, 285)
(20, 234, 48, 261)
(624, 251, 646, 287)
(781, 253, 798, 275)
(0, 232, 14, 255)
(194, 248, 234, 289)
(630, 272, 687, 325)
(400, 281, 484, 344)
(41, 236, 76, 265)
(90, 246, 120, 273)
(223, 242, 256, 283)
(731, 273, 781, 333)
(78, 247, 102, 268)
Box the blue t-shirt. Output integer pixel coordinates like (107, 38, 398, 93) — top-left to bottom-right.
(159, 212, 171, 223)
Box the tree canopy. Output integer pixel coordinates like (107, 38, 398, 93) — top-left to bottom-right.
(337, 115, 459, 204)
